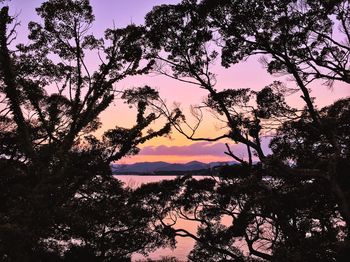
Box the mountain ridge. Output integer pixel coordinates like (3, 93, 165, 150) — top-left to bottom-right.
(111, 161, 237, 174)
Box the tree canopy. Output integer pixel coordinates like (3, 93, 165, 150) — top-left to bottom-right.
(0, 0, 179, 260)
(142, 0, 350, 261)
(0, 0, 349, 261)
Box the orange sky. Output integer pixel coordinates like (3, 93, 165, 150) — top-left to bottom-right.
(9, 0, 350, 164)
(101, 57, 350, 163)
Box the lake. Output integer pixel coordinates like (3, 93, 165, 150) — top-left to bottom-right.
(116, 175, 256, 261)
(116, 175, 198, 261)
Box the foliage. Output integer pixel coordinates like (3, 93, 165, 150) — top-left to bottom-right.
(135, 256, 184, 262)
(1, 0, 349, 261)
(0, 0, 179, 260)
(143, 0, 350, 261)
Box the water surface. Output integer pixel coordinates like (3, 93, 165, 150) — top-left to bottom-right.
(116, 175, 197, 261)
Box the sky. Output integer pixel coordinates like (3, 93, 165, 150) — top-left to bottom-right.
(6, 0, 350, 164)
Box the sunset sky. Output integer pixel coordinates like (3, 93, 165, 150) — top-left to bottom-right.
(9, 0, 350, 163)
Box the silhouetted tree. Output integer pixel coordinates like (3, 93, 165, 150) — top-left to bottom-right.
(1, 0, 349, 261)
(0, 0, 179, 260)
(143, 0, 350, 261)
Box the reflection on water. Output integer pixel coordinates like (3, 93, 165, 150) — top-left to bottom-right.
(117, 175, 179, 188)
(115, 175, 197, 261)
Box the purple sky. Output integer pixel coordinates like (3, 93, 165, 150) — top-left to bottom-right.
(5, 0, 350, 163)
(9, 0, 180, 32)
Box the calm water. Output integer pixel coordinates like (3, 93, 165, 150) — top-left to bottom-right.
(116, 175, 250, 261)
(116, 175, 197, 261)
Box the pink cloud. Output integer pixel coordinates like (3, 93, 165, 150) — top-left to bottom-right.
(139, 142, 247, 156)
(139, 138, 272, 158)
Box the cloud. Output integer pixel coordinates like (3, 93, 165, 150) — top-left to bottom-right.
(139, 138, 272, 158)
(139, 142, 247, 157)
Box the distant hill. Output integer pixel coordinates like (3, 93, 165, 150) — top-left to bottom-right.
(111, 161, 237, 175)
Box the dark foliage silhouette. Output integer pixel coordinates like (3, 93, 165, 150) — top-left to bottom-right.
(0, 0, 349, 261)
(142, 0, 350, 261)
(0, 0, 179, 260)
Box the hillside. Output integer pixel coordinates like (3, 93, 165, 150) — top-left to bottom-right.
(111, 161, 237, 175)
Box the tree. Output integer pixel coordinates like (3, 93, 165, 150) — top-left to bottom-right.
(139, 138, 347, 261)
(0, 0, 179, 260)
(51, 176, 173, 261)
(143, 0, 350, 260)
